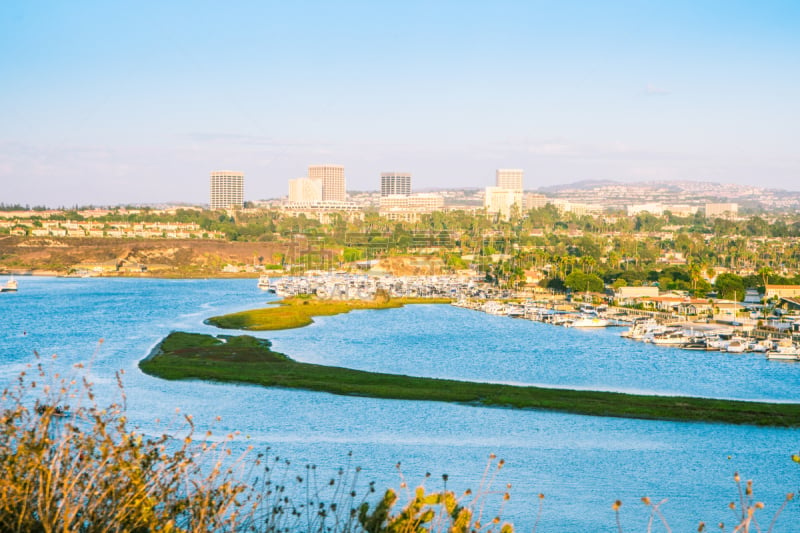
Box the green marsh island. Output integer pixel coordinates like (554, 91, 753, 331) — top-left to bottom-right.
(203, 294, 451, 330)
(140, 297, 800, 427)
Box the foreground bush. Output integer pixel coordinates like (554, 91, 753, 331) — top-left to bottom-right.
(0, 360, 262, 531)
(0, 357, 512, 532)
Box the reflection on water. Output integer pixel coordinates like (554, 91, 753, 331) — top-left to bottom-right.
(1, 277, 798, 531)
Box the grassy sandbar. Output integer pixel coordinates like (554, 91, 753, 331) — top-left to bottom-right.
(140, 332, 800, 428)
(205, 296, 451, 330)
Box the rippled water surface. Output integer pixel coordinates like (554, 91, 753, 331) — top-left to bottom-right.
(1, 277, 799, 531)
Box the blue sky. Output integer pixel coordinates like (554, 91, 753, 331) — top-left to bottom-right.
(1, 1, 798, 205)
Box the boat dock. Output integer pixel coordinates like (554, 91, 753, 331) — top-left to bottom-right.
(258, 272, 800, 361)
(452, 297, 800, 361)
(259, 272, 507, 301)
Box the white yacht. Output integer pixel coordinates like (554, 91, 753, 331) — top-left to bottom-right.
(567, 314, 610, 328)
(1, 276, 18, 292)
(766, 340, 800, 361)
(725, 337, 749, 353)
(481, 301, 507, 315)
(621, 318, 660, 339)
(649, 328, 690, 345)
(257, 275, 273, 291)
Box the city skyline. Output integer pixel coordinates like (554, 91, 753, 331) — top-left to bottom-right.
(1, 1, 799, 206)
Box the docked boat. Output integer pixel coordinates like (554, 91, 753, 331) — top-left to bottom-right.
(725, 337, 749, 353)
(749, 339, 772, 353)
(567, 314, 611, 328)
(257, 275, 275, 292)
(706, 333, 737, 351)
(1, 277, 18, 292)
(649, 328, 690, 345)
(621, 318, 660, 340)
(481, 301, 507, 315)
(506, 304, 525, 318)
(681, 336, 712, 350)
(766, 340, 800, 361)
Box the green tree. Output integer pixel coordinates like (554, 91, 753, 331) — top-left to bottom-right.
(715, 273, 746, 301)
(343, 247, 364, 262)
(564, 270, 604, 293)
(759, 266, 774, 288)
(612, 278, 628, 290)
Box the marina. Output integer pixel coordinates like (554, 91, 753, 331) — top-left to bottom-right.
(259, 272, 507, 300)
(260, 272, 800, 361)
(456, 297, 800, 361)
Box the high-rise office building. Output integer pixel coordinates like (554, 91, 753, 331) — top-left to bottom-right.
(308, 165, 346, 202)
(209, 171, 244, 210)
(380, 172, 412, 197)
(496, 169, 524, 190)
(288, 177, 323, 203)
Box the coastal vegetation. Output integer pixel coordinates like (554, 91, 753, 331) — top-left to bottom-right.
(3, 363, 796, 532)
(0, 358, 515, 532)
(140, 332, 800, 428)
(22, 356, 793, 532)
(206, 295, 451, 331)
(5, 203, 800, 302)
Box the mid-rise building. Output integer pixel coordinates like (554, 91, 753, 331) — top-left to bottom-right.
(308, 165, 346, 202)
(627, 203, 664, 216)
(280, 199, 363, 224)
(496, 169, 524, 191)
(209, 171, 244, 210)
(525, 193, 549, 210)
(288, 177, 323, 203)
(379, 193, 444, 222)
(484, 187, 523, 219)
(662, 204, 698, 217)
(380, 172, 412, 197)
(550, 199, 604, 216)
(704, 202, 739, 218)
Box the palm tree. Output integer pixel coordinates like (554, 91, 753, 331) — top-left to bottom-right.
(582, 256, 597, 274)
(759, 266, 774, 289)
(688, 261, 702, 295)
(705, 264, 716, 281)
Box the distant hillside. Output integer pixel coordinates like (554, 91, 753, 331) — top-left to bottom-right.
(531, 179, 800, 211)
(537, 179, 798, 195)
(536, 180, 622, 193)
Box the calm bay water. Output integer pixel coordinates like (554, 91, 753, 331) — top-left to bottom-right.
(1, 277, 799, 531)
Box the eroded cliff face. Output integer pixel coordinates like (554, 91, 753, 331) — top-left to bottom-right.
(0, 236, 292, 276)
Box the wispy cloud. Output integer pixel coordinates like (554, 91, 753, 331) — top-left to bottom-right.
(644, 83, 671, 95)
(481, 138, 710, 165)
(525, 141, 576, 156)
(182, 132, 329, 150)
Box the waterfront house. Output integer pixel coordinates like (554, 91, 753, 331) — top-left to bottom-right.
(614, 285, 659, 306)
(764, 285, 800, 300)
(776, 297, 800, 313)
(645, 296, 709, 314)
(675, 299, 714, 316)
(712, 300, 748, 323)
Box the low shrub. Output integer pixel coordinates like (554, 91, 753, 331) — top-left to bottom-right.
(2, 355, 796, 532)
(0, 356, 511, 532)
